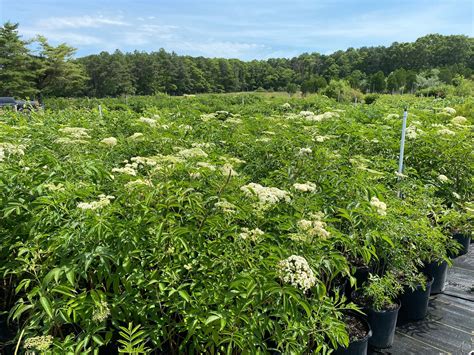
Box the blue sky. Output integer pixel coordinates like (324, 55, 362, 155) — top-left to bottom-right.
(1, 0, 473, 59)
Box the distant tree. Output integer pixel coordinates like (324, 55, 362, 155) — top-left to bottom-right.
(347, 70, 366, 90)
(35, 36, 87, 97)
(0, 22, 38, 97)
(370, 71, 386, 93)
(301, 76, 327, 95)
(286, 83, 298, 96)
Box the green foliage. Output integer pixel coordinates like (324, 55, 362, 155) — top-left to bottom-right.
(0, 90, 472, 353)
(364, 93, 379, 104)
(301, 76, 327, 95)
(118, 323, 149, 354)
(361, 274, 403, 311)
(0, 22, 38, 97)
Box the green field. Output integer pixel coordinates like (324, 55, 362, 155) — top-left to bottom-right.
(0, 93, 472, 353)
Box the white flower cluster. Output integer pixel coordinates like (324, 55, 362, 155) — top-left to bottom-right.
(437, 128, 456, 136)
(200, 110, 233, 121)
(221, 163, 238, 176)
(442, 107, 456, 115)
(125, 179, 153, 189)
(177, 148, 208, 159)
(313, 135, 332, 143)
(24, 335, 54, 351)
(370, 196, 387, 216)
(92, 301, 111, 323)
(139, 117, 157, 127)
(293, 182, 317, 193)
(226, 117, 243, 124)
(58, 127, 90, 139)
(406, 125, 420, 139)
(112, 166, 137, 176)
(196, 162, 216, 170)
(239, 227, 265, 242)
(297, 213, 330, 239)
(451, 116, 467, 125)
(294, 110, 340, 122)
(128, 132, 144, 140)
(0, 142, 25, 161)
(192, 142, 215, 149)
(43, 183, 65, 192)
(385, 113, 400, 120)
(281, 102, 291, 109)
(277, 255, 316, 292)
(241, 183, 291, 206)
(437, 174, 449, 183)
(298, 147, 312, 156)
(77, 194, 115, 210)
(131, 156, 158, 167)
(100, 137, 117, 147)
(215, 199, 237, 214)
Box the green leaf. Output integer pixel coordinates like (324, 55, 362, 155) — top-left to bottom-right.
(178, 290, 191, 302)
(40, 296, 54, 319)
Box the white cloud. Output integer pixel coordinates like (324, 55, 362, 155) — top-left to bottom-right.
(37, 15, 129, 30)
(122, 24, 179, 45)
(20, 28, 102, 46)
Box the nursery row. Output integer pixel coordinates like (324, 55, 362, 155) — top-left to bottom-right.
(0, 93, 472, 353)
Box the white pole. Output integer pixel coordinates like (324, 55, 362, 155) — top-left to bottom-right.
(398, 108, 408, 174)
(98, 105, 103, 118)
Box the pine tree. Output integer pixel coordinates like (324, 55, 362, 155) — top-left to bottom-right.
(36, 36, 87, 97)
(0, 22, 38, 97)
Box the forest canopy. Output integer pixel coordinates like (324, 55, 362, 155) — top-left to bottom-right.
(1, 22, 473, 98)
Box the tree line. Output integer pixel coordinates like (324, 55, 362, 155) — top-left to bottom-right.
(1, 22, 473, 99)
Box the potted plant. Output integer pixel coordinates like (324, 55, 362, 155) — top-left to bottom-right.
(439, 208, 471, 257)
(334, 311, 372, 355)
(352, 273, 403, 349)
(396, 270, 433, 322)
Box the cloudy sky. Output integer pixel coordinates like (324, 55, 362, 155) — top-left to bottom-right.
(1, 0, 473, 59)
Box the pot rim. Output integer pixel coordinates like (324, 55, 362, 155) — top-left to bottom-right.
(341, 310, 373, 345)
(369, 299, 401, 314)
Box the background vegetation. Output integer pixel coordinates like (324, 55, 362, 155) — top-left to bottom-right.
(1, 22, 473, 99)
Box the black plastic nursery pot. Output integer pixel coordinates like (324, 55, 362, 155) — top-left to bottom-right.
(367, 302, 400, 349)
(345, 266, 370, 301)
(452, 233, 470, 257)
(398, 276, 434, 322)
(334, 313, 372, 355)
(422, 260, 448, 294)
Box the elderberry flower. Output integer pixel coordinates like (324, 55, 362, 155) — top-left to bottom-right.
(298, 147, 312, 156)
(24, 336, 53, 351)
(177, 148, 208, 159)
(100, 137, 117, 147)
(239, 227, 264, 242)
(215, 199, 237, 214)
(277, 255, 316, 292)
(92, 301, 111, 323)
(293, 182, 317, 193)
(442, 107, 456, 115)
(370, 196, 387, 216)
(139, 117, 157, 127)
(77, 195, 115, 210)
(437, 174, 449, 183)
(451, 116, 467, 125)
(128, 132, 144, 140)
(58, 127, 90, 139)
(438, 128, 455, 136)
(241, 183, 291, 206)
